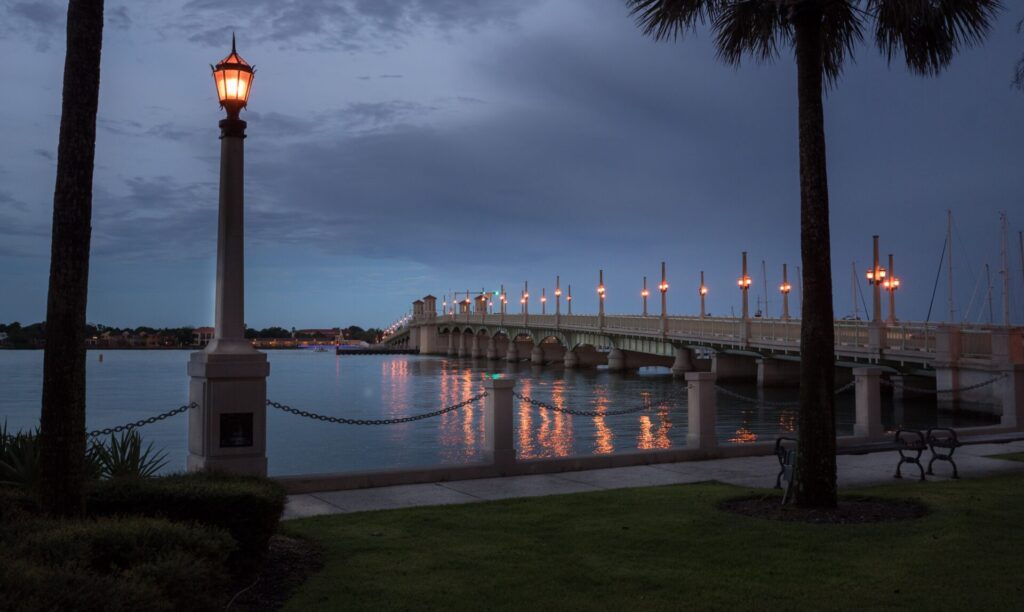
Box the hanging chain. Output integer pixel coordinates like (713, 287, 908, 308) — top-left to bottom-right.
(87, 402, 198, 438)
(266, 392, 487, 425)
(511, 391, 677, 417)
(714, 379, 856, 409)
(880, 374, 1005, 395)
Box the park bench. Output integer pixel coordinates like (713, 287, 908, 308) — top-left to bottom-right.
(774, 430, 1024, 502)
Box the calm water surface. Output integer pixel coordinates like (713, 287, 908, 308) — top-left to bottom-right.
(0, 350, 998, 476)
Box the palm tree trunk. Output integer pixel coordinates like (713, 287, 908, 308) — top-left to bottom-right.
(39, 0, 105, 517)
(793, 7, 837, 508)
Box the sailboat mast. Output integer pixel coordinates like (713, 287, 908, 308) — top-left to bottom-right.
(851, 262, 859, 320)
(761, 259, 769, 318)
(947, 210, 955, 323)
(1000, 212, 1010, 326)
(986, 263, 994, 324)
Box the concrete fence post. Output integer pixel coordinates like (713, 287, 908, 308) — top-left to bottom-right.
(483, 376, 516, 469)
(686, 372, 717, 451)
(1000, 364, 1024, 428)
(853, 367, 883, 439)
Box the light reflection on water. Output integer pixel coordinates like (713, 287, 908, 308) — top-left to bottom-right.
(0, 350, 1001, 476)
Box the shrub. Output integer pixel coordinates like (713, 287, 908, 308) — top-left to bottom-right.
(86, 471, 286, 576)
(0, 426, 40, 491)
(88, 430, 168, 479)
(5, 516, 233, 611)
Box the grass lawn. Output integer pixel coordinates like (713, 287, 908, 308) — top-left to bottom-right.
(283, 475, 1024, 611)
(990, 452, 1024, 462)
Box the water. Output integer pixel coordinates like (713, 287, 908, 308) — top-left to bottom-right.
(0, 350, 999, 476)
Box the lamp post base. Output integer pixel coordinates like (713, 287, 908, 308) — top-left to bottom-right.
(187, 348, 270, 477)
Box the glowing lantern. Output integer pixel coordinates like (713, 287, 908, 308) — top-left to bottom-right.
(211, 34, 254, 118)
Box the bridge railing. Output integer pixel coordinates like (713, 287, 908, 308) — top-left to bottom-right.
(961, 329, 993, 359)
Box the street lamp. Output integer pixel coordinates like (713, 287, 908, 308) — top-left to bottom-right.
(658, 261, 668, 333)
(641, 276, 649, 316)
(541, 288, 547, 314)
(597, 270, 605, 327)
(779, 263, 792, 320)
(188, 36, 268, 476)
(567, 284, 573, 315)
(699, 270, 708, 318)
(555, 276, 562, 318)
(737, 252, 752, 320)
(866, 235, 887, 323)
(881, 253, 900, 323)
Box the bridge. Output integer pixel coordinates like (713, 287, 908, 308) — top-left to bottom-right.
(384, 292, 1024, 416)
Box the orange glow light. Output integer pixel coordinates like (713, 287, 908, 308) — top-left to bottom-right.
(211, 36, 254, 117)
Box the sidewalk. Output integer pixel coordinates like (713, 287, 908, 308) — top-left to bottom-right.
(283, 441, 1024, 519)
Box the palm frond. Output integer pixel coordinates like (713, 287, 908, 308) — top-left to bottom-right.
(819, 1, 865, 84)
(870, 0, 1002, 75)
(626, 0, 727, 41)
(714, 0, 791, 67)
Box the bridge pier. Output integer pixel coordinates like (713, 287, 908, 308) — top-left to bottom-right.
(457, 333, 468, 358)
(607, 348, 626, 372)
(505, 342, 519, 362)
(470, 334, 484, 359)
(445, 333, 455, 357)
(531, 345, 545, 365)
(756, 358, 801, 388)
(485, 336, 497, 360)
(563, 349, 579, 368)
(671, 347, 694, 377)
(712, 353, 757, 383)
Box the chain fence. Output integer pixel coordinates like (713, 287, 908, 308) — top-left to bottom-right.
(266, 392, 487, 425)
(87, 402, 198, 438)
(512, 389, 686, 417)
(880, 374, 1005, 395)
(713, 379, 856, 409)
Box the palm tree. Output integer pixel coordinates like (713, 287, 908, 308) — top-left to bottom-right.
(627, 0, 1000, 508)
(39, 0, 105, 517)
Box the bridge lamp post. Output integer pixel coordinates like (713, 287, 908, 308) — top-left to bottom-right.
(865, 235, 887, 324)
(737, 252, 752, 320)
(641, 276, 650, 316)
(699, 271, 707, 318)
(597, 270, 606, 328)
(658, 262, 668, 334)
(523, 281, 529, 317)
(567, 285, 573, 315)
(499, 285, 506, 315)
(188, 36, 268, 476)
(541, 289, 547, 315)
(779, 263, 792, 320)
(554, 277, 562, 323)
(881, 254, 900, 324)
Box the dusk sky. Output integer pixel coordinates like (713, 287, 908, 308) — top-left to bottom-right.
(1, 0, 1023, 329)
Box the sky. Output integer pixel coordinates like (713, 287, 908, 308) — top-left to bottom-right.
(1, 0, 1023, 329)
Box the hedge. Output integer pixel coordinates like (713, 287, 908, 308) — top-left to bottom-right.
(2, 516, 232, 611)
(86, 471, 286, 576)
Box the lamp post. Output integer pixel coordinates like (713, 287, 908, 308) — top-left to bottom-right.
(737, 252, 752, 320)
(658, 261, 668, 334)
(523, 281, 529, 317)
(641, 276, 649, 316)
(699, 271, 707, 318)
(555, 276, 562, 325)
(499, 285, 506, 316)
(779, 263, 792, 320)
(597, 269, 606, 328)
(188, 36, 268, 476)
(567, 284, 573, 315)
(541, 288, 547, 315)
(882, 253, 900, 323)
(866, 235, 887, 324)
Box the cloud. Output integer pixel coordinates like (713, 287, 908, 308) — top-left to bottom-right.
(175, 0, 539, 51)
(108, 5, 131, 30)
(33, 148, 54, 161)
(2, 2, 64, 50)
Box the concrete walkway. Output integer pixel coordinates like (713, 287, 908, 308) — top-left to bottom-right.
(283, 441, 1024, 520)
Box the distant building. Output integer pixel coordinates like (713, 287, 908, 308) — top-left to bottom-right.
(192, 327, 215, 347)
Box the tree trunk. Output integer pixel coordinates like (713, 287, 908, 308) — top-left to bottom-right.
(793, 7, 837, 508)
(39, 0, 105, 517)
